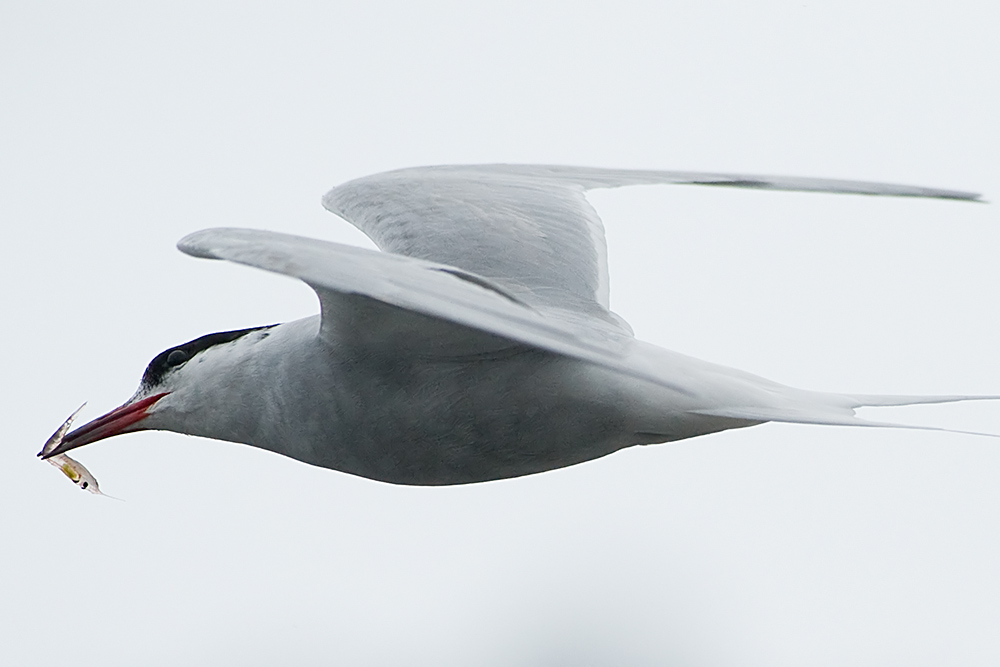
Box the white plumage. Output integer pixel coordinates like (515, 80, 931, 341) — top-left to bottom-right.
(41, 165, 995, 486)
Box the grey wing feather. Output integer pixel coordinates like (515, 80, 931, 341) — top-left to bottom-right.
(177, 227, 998, 417)
(322, 164, 981, 319)
(176, 227, 651, 379)
(323, 166, 618, 322)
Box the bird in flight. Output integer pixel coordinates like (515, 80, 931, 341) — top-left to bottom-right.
(40, 165, 994, 486)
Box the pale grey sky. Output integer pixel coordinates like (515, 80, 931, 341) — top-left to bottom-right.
(2, 2, 999, 665)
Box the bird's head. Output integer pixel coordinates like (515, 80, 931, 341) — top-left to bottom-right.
(41, 325, 276, 459)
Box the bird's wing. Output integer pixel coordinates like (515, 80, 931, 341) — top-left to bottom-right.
(178, 228, 999, 434)
(322, 164, 981, 321)
(177, 227, 648, 375)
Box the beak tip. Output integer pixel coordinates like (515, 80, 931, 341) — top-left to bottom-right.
(38, 393, 166, 461)
(39, 438, 70, 459)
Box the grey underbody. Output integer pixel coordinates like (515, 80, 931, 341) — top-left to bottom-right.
(159, 314, 753, 486)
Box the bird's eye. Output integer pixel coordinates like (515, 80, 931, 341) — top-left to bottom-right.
(166, 349, 190, 367)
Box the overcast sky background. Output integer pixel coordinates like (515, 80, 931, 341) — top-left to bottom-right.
(3, 2, 999, 665)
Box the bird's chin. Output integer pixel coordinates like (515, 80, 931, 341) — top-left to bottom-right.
(42, 392, 169, 458)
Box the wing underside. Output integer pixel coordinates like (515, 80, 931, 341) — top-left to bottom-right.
(178, 166, 992, 438)
(178, 227, 999, 438)
(177, 227, 642, 377)
(322, 164, 981, 317)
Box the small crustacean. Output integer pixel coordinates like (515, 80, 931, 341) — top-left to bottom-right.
(45, 453, 111, 495)
(39, 404, 117, 498)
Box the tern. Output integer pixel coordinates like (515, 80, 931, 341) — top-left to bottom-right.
(41, 165, 994, 485)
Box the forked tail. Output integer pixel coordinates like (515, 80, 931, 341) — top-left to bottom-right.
(691, 393, 1000, 439)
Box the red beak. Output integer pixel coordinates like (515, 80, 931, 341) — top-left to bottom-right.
(39, 393, 169, 459)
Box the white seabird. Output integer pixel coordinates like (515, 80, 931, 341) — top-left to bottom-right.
(41, 165, 995, 485)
